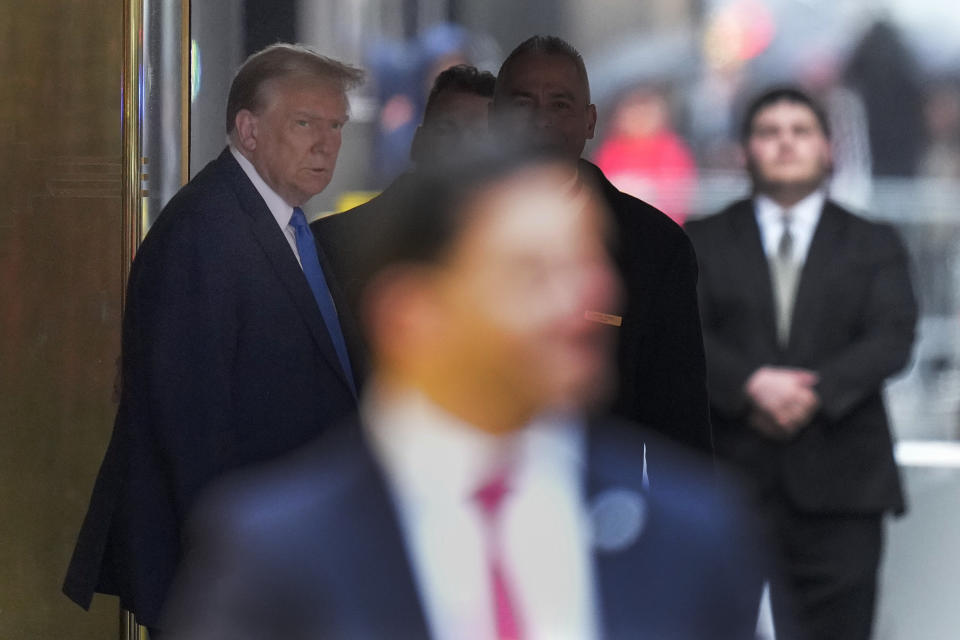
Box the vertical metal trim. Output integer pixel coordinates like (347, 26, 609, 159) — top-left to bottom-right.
(121, 608, 150, 639)
(181, 0, 191, 185)
(121, 0, 144, 308)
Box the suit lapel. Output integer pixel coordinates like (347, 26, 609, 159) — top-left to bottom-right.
(730, 202, 779, 345)
(218, 149, 356, 396)
(788, 202, 844, 357)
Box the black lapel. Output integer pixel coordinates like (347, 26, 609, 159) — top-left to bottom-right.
(218, 149, 356, 396)
(788, 201, 845, 357)
(729, 201, 779, 345)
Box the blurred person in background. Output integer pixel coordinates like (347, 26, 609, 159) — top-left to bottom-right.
(844, 20, 925, 179)
(162, 139, 765, 640)
(593, 86, 697, 225)
(315, 63, 495, 310)
(491, 35, 712, 457)
(919, 79, 960, 180)
(369, 23, 492, 185)
(686, 86, 918, 640)
(62, 44, 365, 635)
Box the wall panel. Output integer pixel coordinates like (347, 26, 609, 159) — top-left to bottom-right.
(1, 2, 123, 638)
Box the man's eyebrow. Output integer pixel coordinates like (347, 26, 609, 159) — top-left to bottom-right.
(291, 110, 350, 123)
(547, 90, 576, 101)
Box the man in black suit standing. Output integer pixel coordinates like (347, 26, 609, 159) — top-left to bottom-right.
(491, 36, 712, 455)
(685, 87, 917, 639)
(63, 44, 365, 632)
(163, 140, 765, 640)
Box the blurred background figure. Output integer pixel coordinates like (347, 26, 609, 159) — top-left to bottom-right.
(368, 22, 498, 186)
(687, 87, 918, 640)
(843, 20, 925, 179)
(593, 86, 697, 225)
(162, 139, 765, 640)
(919, 78, 960, 180)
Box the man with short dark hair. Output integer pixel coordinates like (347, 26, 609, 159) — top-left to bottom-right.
(163, 139, 765, 640)
(63, 43, 365, 631)
(686, 86, 917, 639)
(314, 63, 495, 309)
(491, 35, 712, 456)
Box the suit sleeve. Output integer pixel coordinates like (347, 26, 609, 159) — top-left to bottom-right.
(126, 216, 238, 519)
(815, 224, 917, 421)
(700, 330, 757, 419)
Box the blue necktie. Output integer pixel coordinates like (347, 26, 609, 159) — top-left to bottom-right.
(289, 207, 356, 395)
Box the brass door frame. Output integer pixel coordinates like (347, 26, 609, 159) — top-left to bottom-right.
(120, 0, 190, 636)
(121, 0, 191, 301)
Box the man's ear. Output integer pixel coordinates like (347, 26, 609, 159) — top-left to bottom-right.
(585, 103, 598, 140)
(234, 109, 258, 152)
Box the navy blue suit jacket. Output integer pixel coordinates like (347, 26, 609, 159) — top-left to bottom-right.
(163, 418, 765, 639)
(63, 149, 363, 627)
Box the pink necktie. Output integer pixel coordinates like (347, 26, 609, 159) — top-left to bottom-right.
(473, 472, 524, 640)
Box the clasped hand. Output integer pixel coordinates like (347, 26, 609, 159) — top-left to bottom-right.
(744, 367, 820, 440)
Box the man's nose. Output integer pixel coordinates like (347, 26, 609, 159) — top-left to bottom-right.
(312, 129, 337, 154)
(533, 104, 554, 129)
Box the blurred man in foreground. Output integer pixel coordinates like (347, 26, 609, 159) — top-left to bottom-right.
(686, 87, 917, 639)
(314, 63, 495, 310)
(491, 35, 712, 456)
(163, 140, 764, 639)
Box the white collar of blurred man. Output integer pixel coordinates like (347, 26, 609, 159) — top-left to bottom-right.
(359, 154, 622, 437)
(359, 380, 601, 639)
(743, 94, 834, 209)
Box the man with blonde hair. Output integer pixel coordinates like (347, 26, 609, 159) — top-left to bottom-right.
(63, 44, 365, 633)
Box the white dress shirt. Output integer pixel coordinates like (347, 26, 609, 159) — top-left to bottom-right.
(362, 382, 600, 640)
(754, 189, 825, 267)
(230, 145, 303, 266)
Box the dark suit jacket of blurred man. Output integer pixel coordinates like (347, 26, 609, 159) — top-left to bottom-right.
(163, 418, 764, 640)
(62, 149, 364, 628)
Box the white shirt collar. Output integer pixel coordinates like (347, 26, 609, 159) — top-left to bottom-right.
(361, 379, 586, 505)
(754, 189, 825, 263)
(230, 145, 296, 230)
